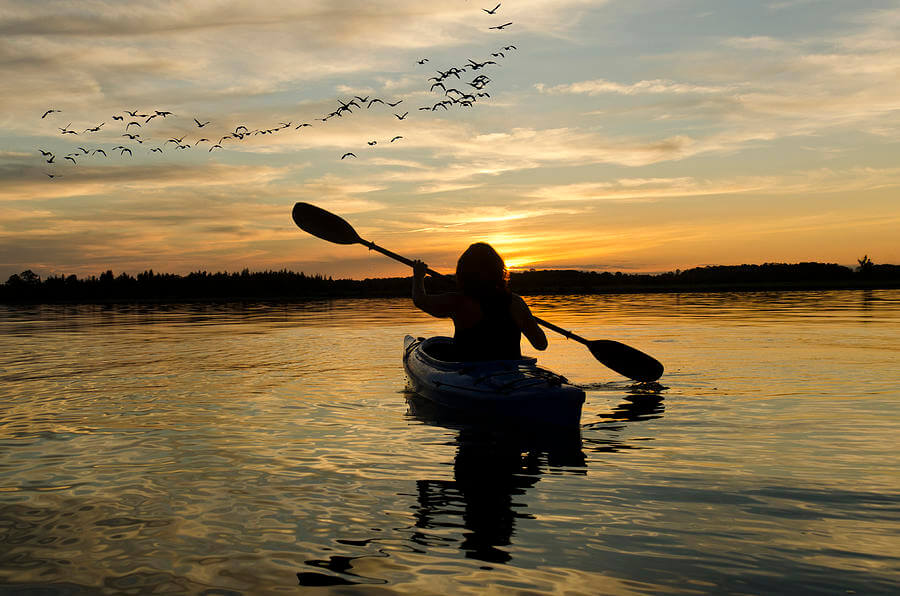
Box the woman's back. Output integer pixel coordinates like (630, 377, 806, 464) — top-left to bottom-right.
(453, 292, 521, 361)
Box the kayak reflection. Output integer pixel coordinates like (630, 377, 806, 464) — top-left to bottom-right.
(405, 386, 667, 564)
(406, 394, 586, 564)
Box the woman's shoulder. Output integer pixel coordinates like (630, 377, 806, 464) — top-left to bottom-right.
(507, 293, 535, 321)
(509, 293, 529, 309)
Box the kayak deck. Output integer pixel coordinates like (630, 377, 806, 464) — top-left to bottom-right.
(403, 335, 585, 427)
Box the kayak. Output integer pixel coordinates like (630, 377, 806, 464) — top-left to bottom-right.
(403, 335, 586, 427)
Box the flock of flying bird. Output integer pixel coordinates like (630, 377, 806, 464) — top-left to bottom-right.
(35, 5, 516, 178)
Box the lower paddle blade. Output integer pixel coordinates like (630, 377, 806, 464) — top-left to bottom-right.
(292, 202, 362, 245)
(588, 340, 664, 382)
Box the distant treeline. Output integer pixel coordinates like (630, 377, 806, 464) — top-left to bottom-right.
(2, 260, 899, 303)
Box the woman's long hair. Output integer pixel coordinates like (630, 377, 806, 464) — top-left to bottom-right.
(455, 242, 509, 301)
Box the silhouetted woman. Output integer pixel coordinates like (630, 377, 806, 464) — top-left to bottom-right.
(412, 243, 547, 360)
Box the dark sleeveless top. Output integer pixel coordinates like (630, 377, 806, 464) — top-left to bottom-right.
(453, 292, 521, 361)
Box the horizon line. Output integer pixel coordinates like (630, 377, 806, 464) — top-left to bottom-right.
(6, 259, 892, 285)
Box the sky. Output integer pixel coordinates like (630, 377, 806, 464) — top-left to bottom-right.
(1, 0, 898, 281)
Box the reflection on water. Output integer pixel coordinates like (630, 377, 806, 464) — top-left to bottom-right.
(2, 289, 899, 594)
(405, 395, 586, 565)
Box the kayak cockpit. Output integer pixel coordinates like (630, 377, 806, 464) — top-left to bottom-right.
(406, 335, 538, 367)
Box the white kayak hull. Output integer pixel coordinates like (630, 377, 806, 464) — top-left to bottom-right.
(403, 335, 585, 427)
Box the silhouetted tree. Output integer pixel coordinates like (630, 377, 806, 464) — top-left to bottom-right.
(857, 255, 874, 276)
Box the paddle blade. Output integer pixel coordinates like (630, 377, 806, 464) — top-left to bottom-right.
(588, 340, 664, 382)
(292, 202, 362, 245)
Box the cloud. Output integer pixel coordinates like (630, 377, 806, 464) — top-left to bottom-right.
(413, 205, 582, 227)
(526, 167, 900, 204)
(528, 7, 900, 150)
(527, 177, 768, 204)
(0, 0, 601, 118)
(535, 79, 734, 96)
(0, 161, 294, 202)
(291, 174, 387, 213)
(720, 36, 791, 51)
(432, 127, 703, 168)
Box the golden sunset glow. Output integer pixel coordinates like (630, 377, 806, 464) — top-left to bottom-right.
(2, 1, 899, 280)
(503, 257, 536, 271)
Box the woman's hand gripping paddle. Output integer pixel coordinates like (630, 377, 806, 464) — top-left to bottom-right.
(292, 202, 664, 382)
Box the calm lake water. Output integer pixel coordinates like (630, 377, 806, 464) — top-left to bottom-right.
(1, 290, 898, 595)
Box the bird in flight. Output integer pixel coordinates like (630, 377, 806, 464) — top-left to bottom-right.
(84, 123, 105, 133)
(417, 58, 429, 64)
(483, 3, 501, 14)
(295, 122, 312, 129)
(194, 118, 210, 127)
(126, 121, 142, 129)
(341, 152, 356, 159)
(368, 140, 377, 146)
(386, 100, 403, 107)
(489, 22, 513, 30)
(390, 136, 403, 143)
(46, 172, 61, 178)
(150, 147, 163, 153)
(467, 59, 496, 70)
(120, 147, 132, 156)
(59, 124, 77, 135)
(93, 149, 107, 157)
(112, 115, 124, 121)
(42, 109, 61, 119)
(39, 149, 53, 157)
(209, 144, 223, 152)
(64, 155, 77, 164)
(394, 112, 409, 120)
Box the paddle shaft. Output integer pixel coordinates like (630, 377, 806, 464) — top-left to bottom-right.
(532, 316, 591, 347)
(359, 238, 455, 282)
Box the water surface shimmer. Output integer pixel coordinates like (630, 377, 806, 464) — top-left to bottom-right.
(1, 290, 898, 594)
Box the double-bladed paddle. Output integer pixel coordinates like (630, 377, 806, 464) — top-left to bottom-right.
(291, 202, 664, 382)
